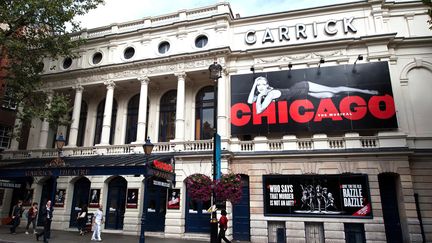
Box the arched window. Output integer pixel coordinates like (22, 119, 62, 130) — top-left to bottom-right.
(65, 101, 87, 147)
(94, 99, 117, 145)
(77, 101, 88, 146)
(125, 94, 150, 144)
(158, 90, 176, 142)
(195, 86, 214, 140)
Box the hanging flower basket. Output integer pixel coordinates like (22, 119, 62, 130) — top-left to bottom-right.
(214, 173, 242, 204)
(185, 173, 212, 202)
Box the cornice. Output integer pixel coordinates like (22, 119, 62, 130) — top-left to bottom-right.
(42, 47, 231, 90)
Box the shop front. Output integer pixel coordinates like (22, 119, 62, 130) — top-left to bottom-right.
(0, 154, 175, 233)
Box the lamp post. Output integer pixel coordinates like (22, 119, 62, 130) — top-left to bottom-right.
(209, 61, 222, 243)
(49, 134, 65, 167)
(50, 133, 65, 206)
(55, 134, 65, 155)
(140, 137, 154, 243)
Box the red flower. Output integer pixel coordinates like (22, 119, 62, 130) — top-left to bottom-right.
(186, 173, 212, 202)
(214, 173, 242, 204)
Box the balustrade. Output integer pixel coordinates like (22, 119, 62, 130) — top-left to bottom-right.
(0, 134, 409, 160)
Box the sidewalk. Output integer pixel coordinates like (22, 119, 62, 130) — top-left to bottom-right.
(0, 226, 207, 243)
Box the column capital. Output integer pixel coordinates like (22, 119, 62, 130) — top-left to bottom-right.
(174, 72, 187, 80)
(138, 76, 150, 85)
(104, 80, 116, 89)
(73, 84, 84, 92)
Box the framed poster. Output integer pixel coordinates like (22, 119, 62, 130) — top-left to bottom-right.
(126, 188, 138, 208)
(23, 189, 34, 206)
(89, 189, 100, 208)
(0, 189, 4, 206)
(167, 188, 180, 209)
(54, 189, 66, 207)
(263, 174, 372, 218)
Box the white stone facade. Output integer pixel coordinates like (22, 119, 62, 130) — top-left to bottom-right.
(1, 1, 432, 243)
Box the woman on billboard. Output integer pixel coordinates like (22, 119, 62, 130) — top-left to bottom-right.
(247, 76, 378, 114)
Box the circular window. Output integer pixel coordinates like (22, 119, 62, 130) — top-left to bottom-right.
(92, 52, 103, 64)
(124, 47, 135, 59)
(63, 57, 72, 69)
(195, 35, 208, 48)
(158, 41, 170, 54)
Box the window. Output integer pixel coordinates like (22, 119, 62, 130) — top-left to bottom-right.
(268, 221, 285, 243)
(305, 222, 324, 243)
(77, 102, 88, 147)
(63, 57, 72, 69)
(2, 87, 16, 110)
(344, 223, 365, 243)
(125, 95, 149, 144)
(0, 125, 12, 149)
(92, 52, 103, 64)
(158, 41, 170, 54)
(195, 35, 208, 48)
(123, 47, 135, 59)
(158, 90, 176, 142)
(18, 121, 30, 150)
(195, 86, 214, 140)
(65, 101, 87, 147)
(94, 99, 117, 145)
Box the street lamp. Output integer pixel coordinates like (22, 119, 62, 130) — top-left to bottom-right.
(140, 137, 154, 243)
(49, 134, 65, 167)
(55, 133, 66, 152)
(209, 61, 222, 243)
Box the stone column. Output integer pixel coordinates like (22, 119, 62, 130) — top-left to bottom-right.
(174, 72, 186, 141)
(38, 91, 53, 148)
(67, 85, 84, 147)
(99, 80, 116, 145)
(135, 76, 150, 144)
(217, 69, 227, 138)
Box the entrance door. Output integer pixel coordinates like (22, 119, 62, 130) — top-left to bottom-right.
(69, 177, 90, 227)
(145, 180, 167, 232)
(379, 173, 403, 243)
(305, 222, 324, 243)
(38, 177, 54, 226)
(233, 175, 250, 241)
(10, 177, 33, 216)
(185, 188, 211, 233)
(105, 177, 127, 230)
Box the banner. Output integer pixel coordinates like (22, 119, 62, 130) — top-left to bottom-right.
(263, 174, 372, 218)
(231, 62, 398, 135)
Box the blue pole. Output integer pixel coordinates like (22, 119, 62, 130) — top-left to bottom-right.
(139, 157, 149, 243)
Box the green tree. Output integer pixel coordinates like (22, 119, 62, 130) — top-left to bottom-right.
(0, 0, 103, 132)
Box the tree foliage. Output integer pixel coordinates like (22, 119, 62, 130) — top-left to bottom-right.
(0, 0, 103, 130)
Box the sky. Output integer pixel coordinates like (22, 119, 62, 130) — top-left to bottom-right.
(74, 0, 360, 29)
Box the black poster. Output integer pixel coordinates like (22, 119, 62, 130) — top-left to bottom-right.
(263, 174, 372, 218)
(231, 62, 398, 135)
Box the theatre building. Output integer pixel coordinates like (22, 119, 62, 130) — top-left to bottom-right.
(1, 1, 432, 242)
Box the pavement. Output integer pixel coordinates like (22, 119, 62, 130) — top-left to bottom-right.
(0, 225, 208, 243)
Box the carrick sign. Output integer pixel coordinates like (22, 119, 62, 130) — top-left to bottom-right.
(244, 17, 357, 45)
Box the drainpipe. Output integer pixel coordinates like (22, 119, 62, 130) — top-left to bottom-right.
(414, 193, 425, 243)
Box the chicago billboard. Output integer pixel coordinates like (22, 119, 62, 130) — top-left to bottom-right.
(231, 62, 398, 135)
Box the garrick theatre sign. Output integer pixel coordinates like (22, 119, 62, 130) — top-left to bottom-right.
(231, 62, 398, 135)
(244, 17, 357, 45)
